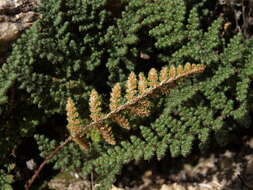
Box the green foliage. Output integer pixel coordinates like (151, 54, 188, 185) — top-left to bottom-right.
(0, 0, 124, 180)
(4, 0, 117, 114)
(105, 0, 188, 82)
(0, 164, 15, 190)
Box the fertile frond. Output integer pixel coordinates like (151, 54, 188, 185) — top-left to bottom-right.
(66, 98, 82, 137)
(112, 115, 130, 130)
(89, 89, 103, 121)
(110, 83, 122, 111)
(148, 68, 159, 88)
(138, 73, 148, 95)
(177, 65, 184, 75)
(169, 65, 176, 78)
(192, 64, 198, 70)
(66, 98, 89, 150)
(184, 63, 192, 73)
(72, 136, 89, 151)
(160, 66, 169, 83)
(77, 64, 204, 143)
(98, 124, 116, 145)
(126, 72, 137, 101)
(128, 99, 151, 118)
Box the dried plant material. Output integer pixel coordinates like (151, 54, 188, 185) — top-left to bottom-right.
(110, 83, 122, 111)
(66, 98, 81, 137)
(140, 51, 150, 60)
(28, 64, 206, 190)
(132, 106, 151, 117)
(191, 64, 205, 73)
(148, 68, 159, 88)
(66, 98, 89, 150)
(72, 136, 89, 151)
(192, 64, 197, 70)
(98, 124, 116, 145)
(160, 84, 174, 95)
(128, 100, 151, 118)
(177, 65, 184, 75)
(126, 72, 138, 101)
(138, 73, 148, 95)
(67, 64, 205, 148)
(160, 66, 168, 83)
(169, 65, 176, 78)
(112, 115, 130, 130)
(89, 89, 103, 121)
(184, 63, 192, 73)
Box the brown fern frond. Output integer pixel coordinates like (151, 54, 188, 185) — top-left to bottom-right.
(184, 63, 191, 73)
(81, 64, 205, 140)
(192, 64, 198, 70)
(138, 73, 148, 95)
(26, 63, 206, 189)
(98, 124, 116, 145)
(148, 68, 159, 88)
(126, 72, 137, 101)
(27, 63, 206, 190)
(110, 83, 122, 111)
(128, 99, 151, 118)
(66, 98, 89, 150)
(72, 136, 89, 151)
(160, 66, 168, 83)
(66, 98, 81, 136)
(112, 115, 130, 130)
(89, 89, 103, 121)
(169, 65, 176, 78)
(177, 65, 184, 75)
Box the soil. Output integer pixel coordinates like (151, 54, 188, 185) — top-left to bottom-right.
(48, 135, 253, 190)
(114, 137, 253, 190)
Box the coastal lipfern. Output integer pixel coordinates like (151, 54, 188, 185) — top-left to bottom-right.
(65, 64, 205, 149)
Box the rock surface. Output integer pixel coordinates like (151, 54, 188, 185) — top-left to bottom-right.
(47, 137, 253, 190)
(48, 172, 91, 190)
(0, 0, 39, 64)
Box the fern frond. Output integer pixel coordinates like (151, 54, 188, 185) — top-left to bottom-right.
(177, 65, 184, 75)
(128, 99, 151, 117)
(66, 98, 82, 136)
(110, 83, 122, 111)
(72, 136, 89, 151)
(112, 115, 130, 130)
(148, 68, 159, 88)
(98, 124, 116, 145)
(66, 98, 89, 150)
(70, 64, 205, 147)
(160, 66, 169, 83)
(126, 72, 137, 101)
(138, 73, 148, 95)
(184, 63, 192, 73)
(169, 65, 176, 78)
(89, 89, 103, 121)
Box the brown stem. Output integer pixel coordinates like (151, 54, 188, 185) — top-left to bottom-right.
(24, 136, 73, 190)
